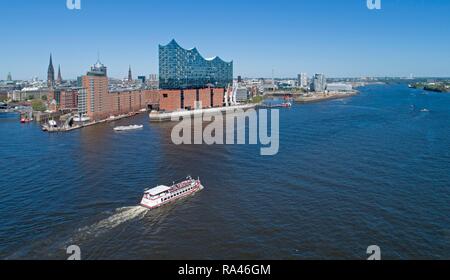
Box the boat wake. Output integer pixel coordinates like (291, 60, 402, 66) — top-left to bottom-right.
(69, 206, 148, 243)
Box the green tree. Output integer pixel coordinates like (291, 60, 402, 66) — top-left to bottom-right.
(31, 99, 46, 112)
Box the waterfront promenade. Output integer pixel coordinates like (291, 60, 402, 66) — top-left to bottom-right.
(295, 91, 359, 104)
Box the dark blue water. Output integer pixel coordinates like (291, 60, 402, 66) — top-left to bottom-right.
(0, 84, 449, 260)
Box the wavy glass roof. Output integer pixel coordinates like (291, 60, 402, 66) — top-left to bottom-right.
(159, 39, 233, 89)
(161, 39, 232, 64)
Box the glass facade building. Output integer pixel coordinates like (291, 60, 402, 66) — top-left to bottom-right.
(159, 40, 233, 90)
(312, 73, 327, 92)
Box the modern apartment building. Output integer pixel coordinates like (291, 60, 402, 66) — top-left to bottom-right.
(298, 73, 308, 88)
(312, 73, 327, 92)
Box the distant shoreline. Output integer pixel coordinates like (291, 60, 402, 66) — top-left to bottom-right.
(295, 91, 359, 104)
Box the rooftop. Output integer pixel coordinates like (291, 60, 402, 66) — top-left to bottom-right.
(145, 185, 171, 196)
(161, 39, 232, 64)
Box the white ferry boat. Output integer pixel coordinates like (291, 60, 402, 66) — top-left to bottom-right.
(140, 177, 204, 210)
(113, 125, 143, 132)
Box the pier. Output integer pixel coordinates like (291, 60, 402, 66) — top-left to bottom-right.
(42, 111, 145, 133)
(149, 104, 257, 122)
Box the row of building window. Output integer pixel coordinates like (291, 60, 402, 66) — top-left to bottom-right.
(161, 186, 194, 202)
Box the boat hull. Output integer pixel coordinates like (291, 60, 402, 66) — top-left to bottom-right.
(140, 181, 204, 210)
(114, 125, 144, 132)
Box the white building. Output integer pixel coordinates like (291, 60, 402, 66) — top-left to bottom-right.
(312, 74, 327, 92)
(235, 87, 249, 102)
(326, 83, 353, 92)
(298, 73, 308, 88)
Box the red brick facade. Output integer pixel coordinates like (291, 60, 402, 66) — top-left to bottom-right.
(60, 89, 78, 110)
(82, 75, 109, 120)
(52, 73, 225, 120)
(108, 90, 160, 116)
(158, 87, 225, 112)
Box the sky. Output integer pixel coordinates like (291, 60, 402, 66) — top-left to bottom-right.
(1, 0, 450, 80)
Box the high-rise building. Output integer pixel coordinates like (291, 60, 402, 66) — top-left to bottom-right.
(47, 54, 55, 88)
(7, 72, 12, 81)
(159, 39, 233, 90)
(297, 73, 308, 88)
(312, 74, 327, 92)
(57, 65, 63, 85)
(81, 60, 109, 119)
(149, 74, 158, 82)
(137, 76, 146, 84)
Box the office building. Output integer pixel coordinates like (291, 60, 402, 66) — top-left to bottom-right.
(137, 76, 146, 84)
(298, 73, 308, 88)
(235, 87, 249, 102)
(312, 74, 327, 92)
(81, 60, 110, 120)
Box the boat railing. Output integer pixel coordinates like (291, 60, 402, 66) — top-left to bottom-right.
(145, 176, 199, 197)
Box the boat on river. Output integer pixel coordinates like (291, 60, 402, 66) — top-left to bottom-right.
(113, 125, 144, 132)
(140, 176, 204, 210)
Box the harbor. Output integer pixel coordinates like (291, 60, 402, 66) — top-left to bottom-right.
(2, 84, 450, 259)
(41, 111, 146, 133)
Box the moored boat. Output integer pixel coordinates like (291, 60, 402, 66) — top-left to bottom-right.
(259, 102, 292, 108)
(20, 117, 33, 123)
(140, 176, 204, 210)
(113, 125, 144, 131)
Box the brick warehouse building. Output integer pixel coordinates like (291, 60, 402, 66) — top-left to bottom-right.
(159, 88, 225, 112)
(49, 57, 228, 121)
(77, 60, 159, 121)
(78, 59, 226, 120)
(48, 87, 80, 111)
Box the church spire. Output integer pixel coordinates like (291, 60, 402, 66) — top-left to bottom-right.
(57, 65, 62, 85)
(128, 65, 133, 82)
(47, 54, 55, 88)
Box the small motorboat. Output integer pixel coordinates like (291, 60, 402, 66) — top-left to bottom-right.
(20, 117, 33, 123)
(281, 102, 292, 108)
(114, 125, 144, 132)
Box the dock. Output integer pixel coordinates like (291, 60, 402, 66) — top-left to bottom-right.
(149, 104, 257, 122)
(42, 111, 145, 133)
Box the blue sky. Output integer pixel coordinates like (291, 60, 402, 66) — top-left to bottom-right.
(1, 0, 450, 80)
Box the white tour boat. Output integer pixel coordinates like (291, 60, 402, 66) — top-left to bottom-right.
(140, 177, 204, 210)
(113, 125, 144, 132)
